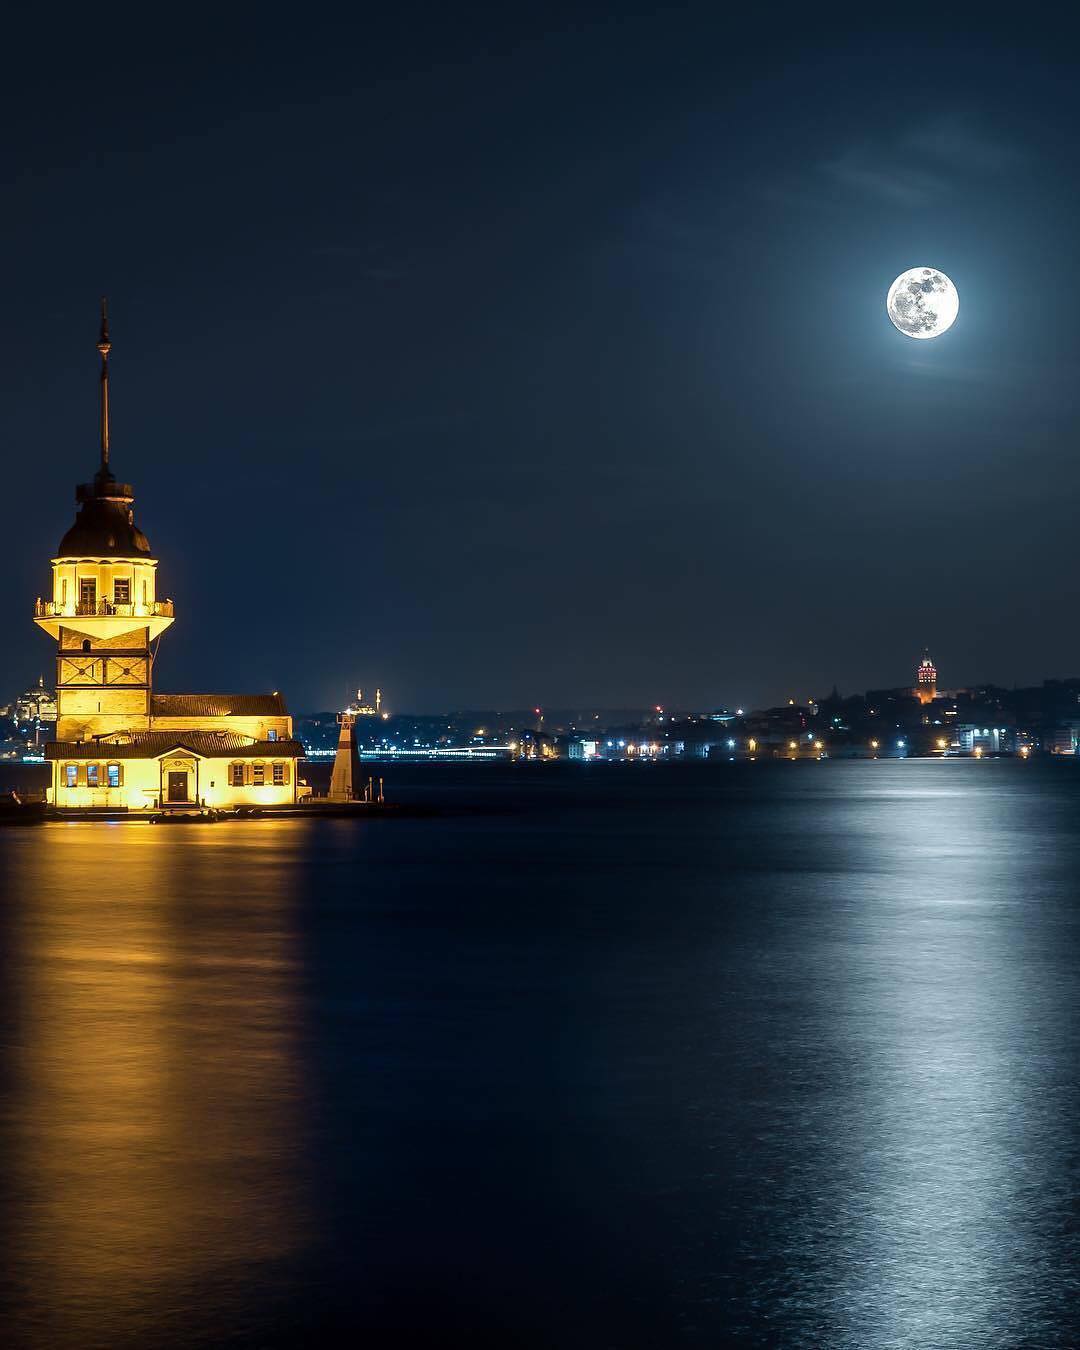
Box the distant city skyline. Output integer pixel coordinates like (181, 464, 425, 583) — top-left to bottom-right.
(11, 647, 1080, 720)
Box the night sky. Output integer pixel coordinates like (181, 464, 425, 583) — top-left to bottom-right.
(5, 11, 1080, 712)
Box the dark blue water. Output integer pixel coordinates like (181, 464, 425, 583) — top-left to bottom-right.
(1, 760, 1079, 1347)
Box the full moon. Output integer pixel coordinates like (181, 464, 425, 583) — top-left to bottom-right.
(886, 267, 959, 339)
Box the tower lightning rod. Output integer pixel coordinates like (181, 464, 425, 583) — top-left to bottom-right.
(97, 297, 111, 470)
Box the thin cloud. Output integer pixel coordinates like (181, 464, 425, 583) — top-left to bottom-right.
(815, 114, 1024, 208)
(822, 152, 945, 207)
(902, 117, 1023, 172)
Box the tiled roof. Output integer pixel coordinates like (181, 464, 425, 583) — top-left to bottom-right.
(150, 692, 289, 717)
(46, 733, 304, 760)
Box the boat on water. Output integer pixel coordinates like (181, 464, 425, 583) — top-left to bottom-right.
(0, 792, 47, 825)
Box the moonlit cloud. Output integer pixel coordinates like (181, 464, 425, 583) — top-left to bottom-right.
(902, 117, 1023, 172)
(822, 152, 945, 207)
(816, 114, 1023, 207)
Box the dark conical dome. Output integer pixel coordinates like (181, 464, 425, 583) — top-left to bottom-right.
(57, 466, 152, 557)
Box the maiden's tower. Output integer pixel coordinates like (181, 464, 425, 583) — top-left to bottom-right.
(35, 305, 303, 811)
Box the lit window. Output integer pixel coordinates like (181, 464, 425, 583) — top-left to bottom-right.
(61, 578, 68, 606)
(272, 763, 285, 785)
(65, 764, 77, 788)
(252, 763, 265, 786)
(142, 579, 148, 606)
(113, 578, 130, 605)
(87, 764, 100, 787)
(230, 763, 244, 787)
(268, 729, 278, 741)
(107, 763, 120, 788)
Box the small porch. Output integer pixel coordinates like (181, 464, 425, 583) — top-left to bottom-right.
(157, 753, 203, 810)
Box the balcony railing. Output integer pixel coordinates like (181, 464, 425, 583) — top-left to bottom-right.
(34, 598, 175, 619)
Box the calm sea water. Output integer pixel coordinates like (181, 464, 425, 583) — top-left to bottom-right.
(1, 759, 1079, 1348)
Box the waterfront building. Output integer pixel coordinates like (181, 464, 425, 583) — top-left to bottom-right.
(956, 725, 1015, 756)
(35, 306, 304, 810)
(1048, 724, 1080, 755)
(567, 738, 600, 760)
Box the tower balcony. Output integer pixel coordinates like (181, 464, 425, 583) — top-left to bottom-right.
(35, 598, 174, 620)
(33, 597, 175, 641)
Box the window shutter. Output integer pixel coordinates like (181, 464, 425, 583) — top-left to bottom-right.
(77, 764, 85, 786)
(244, 763, 253, 786)
(283, 763, 291, 785)
(117, 764, 124, 787)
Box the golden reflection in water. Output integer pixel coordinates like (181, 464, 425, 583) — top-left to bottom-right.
(4, 822, 311, 1350)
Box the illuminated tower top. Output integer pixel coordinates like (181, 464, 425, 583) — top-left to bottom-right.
(56, 298, 152, 559)
(34, 303, 173, 651)
(915, 650, 937, 704)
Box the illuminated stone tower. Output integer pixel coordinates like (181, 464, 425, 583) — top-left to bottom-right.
(915, 650, 937, 705)
(33, 302, 174, 742)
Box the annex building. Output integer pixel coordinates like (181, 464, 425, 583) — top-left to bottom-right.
(36, 306, 304, 811)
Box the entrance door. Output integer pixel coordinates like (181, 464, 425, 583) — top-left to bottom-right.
(78, 578, 97, 613)
(167, 771, 188, 803)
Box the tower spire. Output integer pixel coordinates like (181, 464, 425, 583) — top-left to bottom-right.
(97, 297, 111, 471)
